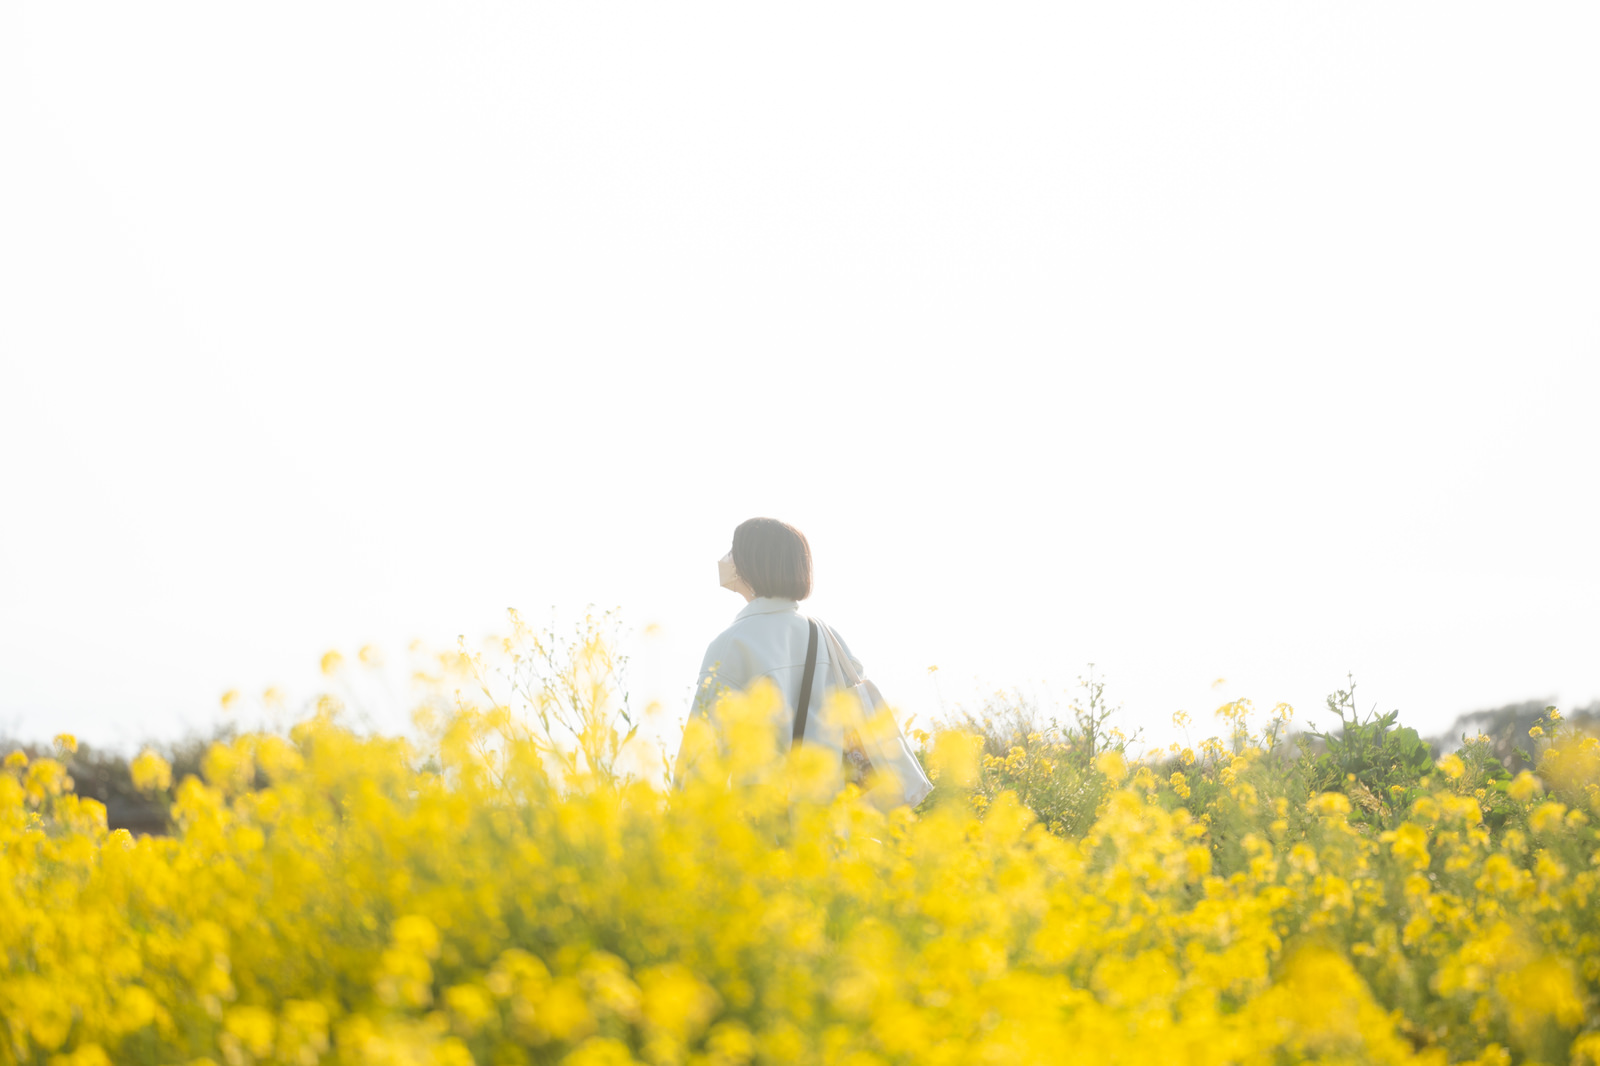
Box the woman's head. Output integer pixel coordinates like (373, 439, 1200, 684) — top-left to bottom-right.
(729, 517, 812, 600)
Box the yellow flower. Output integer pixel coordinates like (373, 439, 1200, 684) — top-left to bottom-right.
(562, 1038, 635, 1066)
(393, 914, 441, 959)
(1288, 843, 1319, 875)
(1094, 749, 1127, 783)
(1472, 851, 1523, 889)
(23, 759, 70, 804)
(224, 1006, 275, 1058)
(930, 731, 980, 788)
(1438, 793, 1484, 826)
(130, 749, 172, 792)
(1312, 792, 1351, 817)
(17, 981, 73, 1049)
(1534, 850, 1568, 886)
(444, 984, 497, 1036)
(1402, 914, 1432, 945)
(639, 963, 720, 1042)
(12, 631, 1600, 1066)
(1384, 822, 1431, 870)
(1499, 956, 1584, 1041)
(1437, 753, 1465, 780)
(1529, 802, 1567, 835)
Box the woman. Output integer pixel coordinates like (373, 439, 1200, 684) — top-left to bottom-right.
(675, 518, 936, 811)
(673, 517, 865, 792)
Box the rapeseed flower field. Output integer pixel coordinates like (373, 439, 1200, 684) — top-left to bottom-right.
(3, 623, 1598, 1065)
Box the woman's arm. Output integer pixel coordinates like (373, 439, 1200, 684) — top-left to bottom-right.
(672, 641, 744, 786)
(830, 626, 865, 678)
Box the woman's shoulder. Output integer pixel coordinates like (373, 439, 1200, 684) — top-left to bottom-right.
(701, 611, 774, 657)
(703, 608, 808, 656)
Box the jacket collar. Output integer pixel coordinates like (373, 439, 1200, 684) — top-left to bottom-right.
(735, 596, 799, 621)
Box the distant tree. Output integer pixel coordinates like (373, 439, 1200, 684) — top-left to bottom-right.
(0, 725, 244, 836)
(1432, 697, 1600, 773)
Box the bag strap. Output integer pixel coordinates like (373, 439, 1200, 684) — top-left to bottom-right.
(791, 619, 820, 749)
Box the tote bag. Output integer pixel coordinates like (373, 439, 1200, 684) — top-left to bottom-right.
(816, 620, 934, 811)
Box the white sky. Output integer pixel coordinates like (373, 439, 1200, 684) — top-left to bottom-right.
(2, 3, 1597, 759)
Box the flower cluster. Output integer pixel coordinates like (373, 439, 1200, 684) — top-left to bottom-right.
(2, 654, 1598, 1064)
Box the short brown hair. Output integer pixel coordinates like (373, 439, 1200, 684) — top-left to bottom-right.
(730, 517, 813, 600)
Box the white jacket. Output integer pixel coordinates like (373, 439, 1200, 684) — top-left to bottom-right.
(676, 596, 862, 777)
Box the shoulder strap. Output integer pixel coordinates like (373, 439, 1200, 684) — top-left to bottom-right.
(791, 619, 820, 749)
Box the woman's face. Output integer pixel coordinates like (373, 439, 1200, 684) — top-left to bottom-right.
(718, 551, 755, 602)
